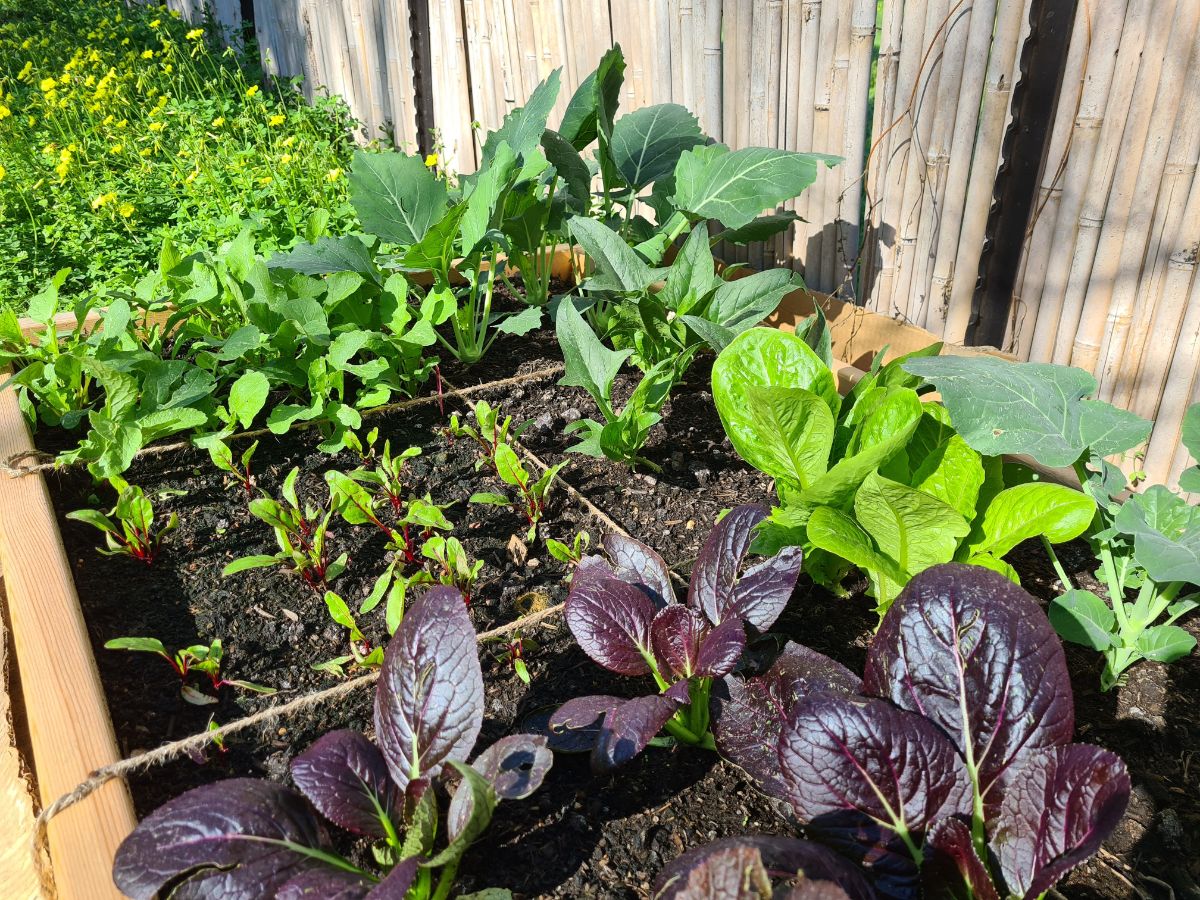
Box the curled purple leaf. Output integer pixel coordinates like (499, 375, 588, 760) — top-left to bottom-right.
(654, 836, 874, 900)
(366, 857, 423, 898)
(652, 605, 708, 678)
(779, 694, 971, 893)
(112, 779, 328, 900)
(689, 505, 803, 630)
(992, 744, 1130, 899)
(712, 642, 861, 801)
(291, 730, 402, 838)
(548, 695, 623, 752)
(565, 565, 658, 675)
(921, 818, 1001, 900)
(603, 531, 676, 607)
(278, 868, 373, 900)
(864, 564, 1074, 814)
(695, 617, 746, 677)
(469, 733, 554, 800)
(592, 693, 685, 773)
(375, 586, 484, 791)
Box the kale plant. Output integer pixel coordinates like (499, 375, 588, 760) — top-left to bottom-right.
(112, 588, 553, 899)
(549, 505, 803, 770)
(709, 563, 1130, 900)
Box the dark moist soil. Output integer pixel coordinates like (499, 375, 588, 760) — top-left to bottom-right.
(36, 324, 1200, 899)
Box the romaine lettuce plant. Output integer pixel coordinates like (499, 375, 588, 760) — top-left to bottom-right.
(549, 505, 803, 771)
(223, 467, 348, 589)
(104, 636, 274, 706)
(112, 587, 553, 900)
(66, 476, 179, 565)
(711, 328, 1095, 614)
(711, 563, 1130, 899)
(902, 356, 1196, 688)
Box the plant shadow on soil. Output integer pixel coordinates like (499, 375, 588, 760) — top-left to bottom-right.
(34, 327, 1200, 899)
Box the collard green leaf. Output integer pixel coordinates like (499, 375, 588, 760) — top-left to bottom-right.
(375, 586, 483, 790)
(482, 70, 561, 162)
(555, 298, 630, 416)
(706, 269, 803, 331)
(863, 564, 1074, 813)
(591, 694, 683, 772)
(565, 560, 657, 675)
(1135, 624, 1197, 662)
(960, 482, 1095, 561)
(557, 46, 625, 150)
(401, 203, 470, 274)
(688, 504, 804, 630)
(658, 224, 719, 314)
(1048, 589, 1116, 651)
(569, 215, 655, 293)
(609, 103, 705, 190)
(712, 642, 861, 801)
(460, 141, 520, 257)
(112, 780, 327, 899)
(348, 150, 448, 246)
(992, 744, 1130, 899)
(228, 370, 270, 429)
(1113, 486, 1200, 585)
(711, 211, 803, 245)
(268, 236, 377, 280)
(671, 144, 839, 229)
(290, 730, 402, 838)
(540, 129, 592, 210)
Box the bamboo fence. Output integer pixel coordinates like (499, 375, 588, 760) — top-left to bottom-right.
(148, 0, 1200, 489)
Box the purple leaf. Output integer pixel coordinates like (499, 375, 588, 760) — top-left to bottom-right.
(112, 779, 328, 900)
(992, 744, 1130, 899)
(469, 733, 554, 800)
(291, 730, 402, 838)
(366, 857, 422, 898)
(565, 565, 658, 674)
(278, 868, 372, 900)
(665, 679, 693, 703)
(712, 643, 861, 801)
(548, 695, 623, 752)
(864, 563, 1074, 813)
(695, 617, 746, 677)
(921, 818, 1000, 900)
(592, 694, 684, 773)
(375, 586, 484, 791)
(689, 505, 803, 630)
(654, 836, 875, 900)
(655, 840, 771, 899)
(779, 694, 971, 893)
(652, 605, 708, 677)
(603, 531, 676, 607)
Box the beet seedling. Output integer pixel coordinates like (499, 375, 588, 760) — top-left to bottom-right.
(67, 476, 179, 565)
(422, 534, 483, 603)
(207, 438, 258, 498)
(346, 440, 422, 513)
(223, 468, 348, 589)
(104, 637, 274, 706)
(483, 629, 536, 683)
(547, 530, 591, 567)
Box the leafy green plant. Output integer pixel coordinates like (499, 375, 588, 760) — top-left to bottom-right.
(547, 529, 591, 567)
(422, 535, 483, 604)
(103, 636, 274, 706)
(208, 438, 258, 497)
(711, 328, 1096, 615)
(66, 475, 179, 565)
(345, 438, 422, 513)
(904, 355, 1195, 688)
(451, 399, 566, 540)
(318, 590, 384, 673)
(223, 468, 347, 589)
(482, 629, 536, 684)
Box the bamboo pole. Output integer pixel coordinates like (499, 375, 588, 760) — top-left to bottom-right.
(860, 0, 902, 294)
(775, 0, 801, 267)
(806, 0, 840, 289)
(817, 0, 851, 289)
(890, 0, 950, 322)
(834, 0, 876, 297)
(1142, 266, 1200, 488)
(381, 0, 419, 149)
(868, 0, 929, 315)
(1069, 0, 1178, 376)
(1100, 24, 1200, 408)
(940, 0, 1029, 342)
(702, 0, 723, 140)
(910, 0, 972, 329)
(789, 0, 822, 276)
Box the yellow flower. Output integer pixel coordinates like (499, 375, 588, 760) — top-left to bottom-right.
(139, 147, 152, 157)
(279, 153, 293, 164)
(39, 77, 57, 92)
(211, 116, 225, 127)
(424, 153, 438, 168)
(17, 61, 32, 81)
(58, 73, 70, 85)
(0, 105, 10, 121)
(257, 175, 273, 185)
(281, 135, 296, 148)
(326, 167, 343, 182)
(121, 37, 130, 45)
(119, 202, 134, 218)
(148, 121, 165, 132)
(268, 113, 285, 127)
(0, 165, 6, 182)
(163, 63, 173, 74)
(26, 115, 35, 126)
(185, 169, 199, 183)
(90, 191, 117, 210)
(150, 18, 161, 27)
(109, 143, 123, 154)
(141, 49, 154, 59)
(186, 28, 204, 40)
(245, 85, 259, 98)
(21, 38, 32, 50)
(117, 118, 128, 129)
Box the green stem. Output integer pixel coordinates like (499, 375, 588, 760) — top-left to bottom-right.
(1040, 536, 1075, 591)
(430, 859, 460, 900)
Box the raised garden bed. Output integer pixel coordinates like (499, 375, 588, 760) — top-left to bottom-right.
(5, 293, 1197, 899)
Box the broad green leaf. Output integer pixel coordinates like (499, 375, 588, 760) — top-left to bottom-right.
(493, 305, 543, 336)
(493, 443, 526, 486)
(671, 144, 839, 228)
(658, 225, 719, 314)
(906, 413, 984, 521)
(228, 371, 270, 429)
(66, 508, 117, 533)
(903, 356, 1151, 467)
(555, 300, 629, 417)
(965, 553, 1020, 583)
(482, 69, 561, 162)
(222, 554, 283, 575)
(1182, 403, 1200, 462)
(541, 129, 591, 210)
(267, 236, 377, 280)
(348, 150, 449, 246)
(461, 142, 520, 257)
(740, 384, 834, 490)
(568, 216, 655, 293)
(609, 103, 704, 190)
(469, 492, 511, 506)
(855, 472, 969, 578)
(1049, 589, 1116, 651)
(558, 46, 624, 150)
(793, 304, 832, 369)
(706, 269, 802, 329)
(711, 212, 802, 245)
(1114, 494, 1200, 586)
(402, 203, 470, 274)
(807, 506, 906, 589)
(713, 327, 838, 418)
(961, 482, 1095, 560)
(679, 316, 735, 353)
(276, 296, 330, 346)
(1135, 624, 1197, 662)
(215, 325, 262, 361)
(104, 637, 169, 655)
